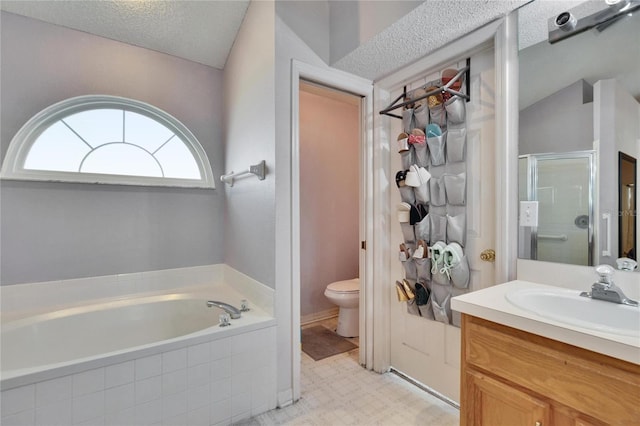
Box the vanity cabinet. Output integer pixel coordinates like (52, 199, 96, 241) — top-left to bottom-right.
(460, 314, 640, 426)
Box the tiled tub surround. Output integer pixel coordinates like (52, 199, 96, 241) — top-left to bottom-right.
(0, 265, 277, 426)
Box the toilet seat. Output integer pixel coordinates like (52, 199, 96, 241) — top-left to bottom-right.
(326, 279, 359, 294)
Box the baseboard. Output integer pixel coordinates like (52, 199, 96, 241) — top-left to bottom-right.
(277, 389, 294, 408)
(301, 307, 339, 326)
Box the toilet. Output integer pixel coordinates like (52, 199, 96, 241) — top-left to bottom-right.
(324, 278, 359, 337)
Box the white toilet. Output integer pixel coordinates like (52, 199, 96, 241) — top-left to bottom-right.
(324, 278, 359, 337)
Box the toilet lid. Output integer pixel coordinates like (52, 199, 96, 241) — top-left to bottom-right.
(327, 278, 359, 293)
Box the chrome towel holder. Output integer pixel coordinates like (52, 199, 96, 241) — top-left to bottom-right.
(220, 160, 266, 186)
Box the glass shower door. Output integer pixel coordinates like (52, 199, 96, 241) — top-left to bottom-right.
(520, 151, 595, 266)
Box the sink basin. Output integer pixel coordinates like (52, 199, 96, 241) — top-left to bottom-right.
(506, 287, 640, 338)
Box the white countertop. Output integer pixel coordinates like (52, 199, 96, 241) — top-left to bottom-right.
(451, 280, 640, 365)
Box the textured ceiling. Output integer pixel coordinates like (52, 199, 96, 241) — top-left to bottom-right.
(1, 0, 617, 83)
(332, 0, 529, 81)
(0, 0, 250, 69)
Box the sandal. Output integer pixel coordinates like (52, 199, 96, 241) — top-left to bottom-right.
(397, 132, 410, 153)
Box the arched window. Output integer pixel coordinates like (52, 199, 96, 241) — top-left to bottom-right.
(0, 95, 215, 188)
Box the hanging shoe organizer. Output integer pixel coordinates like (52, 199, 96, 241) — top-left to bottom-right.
(385, 60, 471, 328)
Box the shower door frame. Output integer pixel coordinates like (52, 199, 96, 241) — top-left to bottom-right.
(521, 150, 596, 266)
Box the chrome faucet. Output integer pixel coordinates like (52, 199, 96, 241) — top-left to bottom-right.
(206, 300, 242, 319)
(580, 265, 639, 307)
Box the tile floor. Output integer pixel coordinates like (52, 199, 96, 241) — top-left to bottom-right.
(238, 319, 459, 426)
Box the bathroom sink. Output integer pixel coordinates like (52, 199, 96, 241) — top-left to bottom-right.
(505, 287, 640, 338)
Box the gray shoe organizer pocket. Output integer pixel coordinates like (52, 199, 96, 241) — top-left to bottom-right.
(443, 172, 466, 205)
(414, 104, 429, 130)
(400, 222, 415, 244)
(429, 213, 447, 244)
(403, 108, 416, 133)
(446, 213, 466, 247)
(414, 214, 430, 243)
(398, 184, 416, 204)
(417, 285, 435, 319)
(415, 257, 431, 282)
(449, 254, 470, 289)
(414, 181, 430, 204)
(432, 293, 451, 325)
(426, 133, 447, 166)
(429, 177, 447, 206)
(446, 127, 466, 163)
(413, 142, 429, 168)
(400, 148, 413, 170)
(401, 257, 417, 281)
(445, 96, 466, 124)
(406, 298, 421, 316)
(429, 104, 447, 130)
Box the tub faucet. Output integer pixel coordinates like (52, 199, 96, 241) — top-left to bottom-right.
(580, 265, 639, 307)
(206, 301, 242, 319)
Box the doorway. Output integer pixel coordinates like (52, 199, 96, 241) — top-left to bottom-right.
(298, 81, 362, 339)
(289, 60, 374, 402)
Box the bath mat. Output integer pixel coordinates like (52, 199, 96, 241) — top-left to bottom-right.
(301, 326, 357, 361)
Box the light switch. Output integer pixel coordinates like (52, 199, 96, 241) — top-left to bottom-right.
(519, 201, 539, 227)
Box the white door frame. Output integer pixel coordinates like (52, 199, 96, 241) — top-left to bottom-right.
(290, 60, 373, 400)
(371, 14, 519, 371)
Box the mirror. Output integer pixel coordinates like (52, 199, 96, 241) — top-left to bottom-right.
(517, 1, 639, 271)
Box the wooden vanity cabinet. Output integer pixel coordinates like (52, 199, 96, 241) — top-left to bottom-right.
(460, 314, 640, 426)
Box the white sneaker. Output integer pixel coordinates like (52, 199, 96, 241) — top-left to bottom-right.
(429, 241, 447, 274)
(441, 242, 469, 288)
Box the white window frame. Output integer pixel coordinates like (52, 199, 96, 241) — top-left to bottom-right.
(0, 95, 215, 188)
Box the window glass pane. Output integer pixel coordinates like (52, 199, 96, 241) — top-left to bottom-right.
(63, 109, 123, 147)
(154, 138, 201, 179)
(81, 143, 162, 177)
(124, 111, 175, 153)
(24, 121, 90, 172)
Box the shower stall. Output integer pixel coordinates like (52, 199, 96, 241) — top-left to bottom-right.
(519, 151, 596, 266)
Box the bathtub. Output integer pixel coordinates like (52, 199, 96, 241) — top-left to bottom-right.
(0, 270, 277, 426)
(2, 294, 232, 374)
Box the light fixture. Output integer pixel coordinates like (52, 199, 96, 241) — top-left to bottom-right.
(548, 0, 640, 43)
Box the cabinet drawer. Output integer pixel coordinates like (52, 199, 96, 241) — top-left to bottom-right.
(462, 315, 640, 425)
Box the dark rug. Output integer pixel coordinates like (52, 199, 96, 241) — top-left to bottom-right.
(301, 325, 358, 361)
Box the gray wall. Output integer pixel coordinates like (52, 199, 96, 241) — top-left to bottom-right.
(0, 12, 225, 285)
(222, 2, 276, 289)
(328, 0, 423, 65)
(519, 80, 593, 155)
(276, 1, 330, 64)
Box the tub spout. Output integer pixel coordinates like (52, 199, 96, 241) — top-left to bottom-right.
(206, 300, 242, 319)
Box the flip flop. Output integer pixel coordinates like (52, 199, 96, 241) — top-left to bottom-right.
(408, 128, 426, 145)
(426, 123, 442, 138)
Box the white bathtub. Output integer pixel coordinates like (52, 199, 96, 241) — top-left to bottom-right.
(2, 294, 227, 374)
(0, 271, 277, 426)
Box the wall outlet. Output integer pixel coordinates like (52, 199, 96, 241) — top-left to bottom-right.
(519, 201, 539, 227)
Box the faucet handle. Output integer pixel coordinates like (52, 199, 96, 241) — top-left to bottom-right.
(595, 264, 615, 286)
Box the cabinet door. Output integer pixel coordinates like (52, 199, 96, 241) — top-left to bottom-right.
(466, 370, 550, 426)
